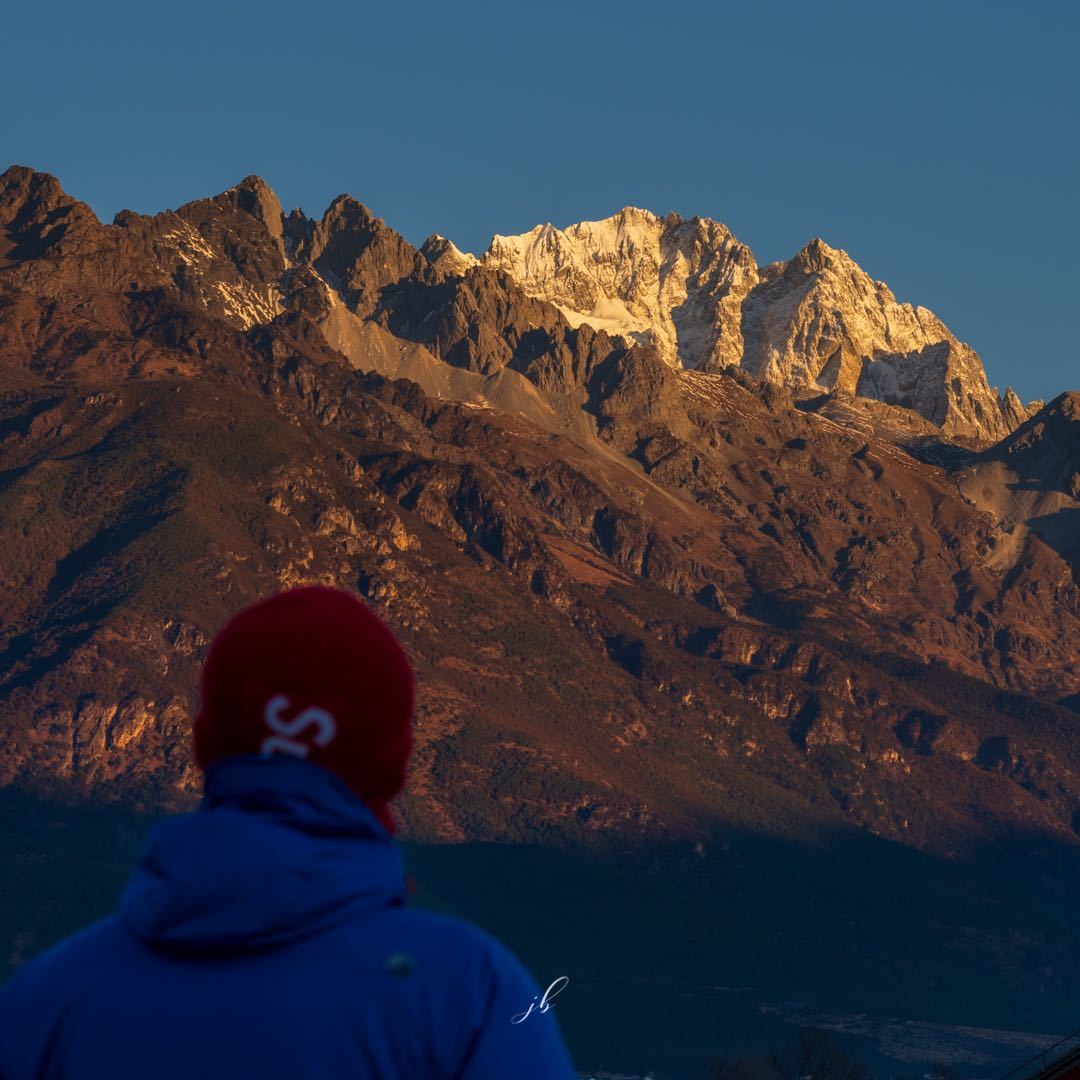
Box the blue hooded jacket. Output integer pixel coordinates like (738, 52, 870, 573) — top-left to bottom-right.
(0, 755, 577, 1079)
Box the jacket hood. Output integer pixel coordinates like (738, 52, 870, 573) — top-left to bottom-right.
(120, 754, 407, 954)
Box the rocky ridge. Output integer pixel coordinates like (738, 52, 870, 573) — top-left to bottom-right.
(1, 161, 1031, 446)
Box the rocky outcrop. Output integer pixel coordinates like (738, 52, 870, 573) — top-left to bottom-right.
(292, 195, 434, 320)
(960, 392, 1080, 577)
(419, 234, 477, 277)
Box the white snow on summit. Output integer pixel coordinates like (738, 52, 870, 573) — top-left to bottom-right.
(482, 207, 757, 371)
(480, 212, 1037, 443)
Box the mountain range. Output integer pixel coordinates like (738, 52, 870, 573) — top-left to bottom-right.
(2, 164, 1079, 1077)
(441, 205, 1040, 443)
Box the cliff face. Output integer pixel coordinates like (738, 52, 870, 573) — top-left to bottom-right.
(740, 238, 1041, 441)
(476, 210, 1039, 444)
(0, 166, 1078, 864)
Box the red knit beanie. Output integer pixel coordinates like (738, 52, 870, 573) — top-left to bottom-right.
(193, 586, 415, 833)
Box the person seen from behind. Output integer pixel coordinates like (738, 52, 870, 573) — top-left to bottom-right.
(0, 586, 577, 1078)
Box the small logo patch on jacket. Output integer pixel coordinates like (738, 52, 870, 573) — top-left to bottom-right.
(385, 952, 417, 976)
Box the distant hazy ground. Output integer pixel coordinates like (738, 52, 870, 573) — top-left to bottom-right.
(2, 788, 1076, 1079)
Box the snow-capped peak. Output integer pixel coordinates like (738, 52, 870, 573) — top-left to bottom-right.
(480, 207, 754, 369)
(481, 208, 1034, 443)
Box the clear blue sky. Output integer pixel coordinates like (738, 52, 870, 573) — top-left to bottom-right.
(3, 0, 1076, 402)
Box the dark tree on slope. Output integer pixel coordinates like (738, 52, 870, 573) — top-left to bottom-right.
(705, 1028, 867, 1080)
(769, 1028, 868, 1080)
(704, 1055, 782, 1080)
